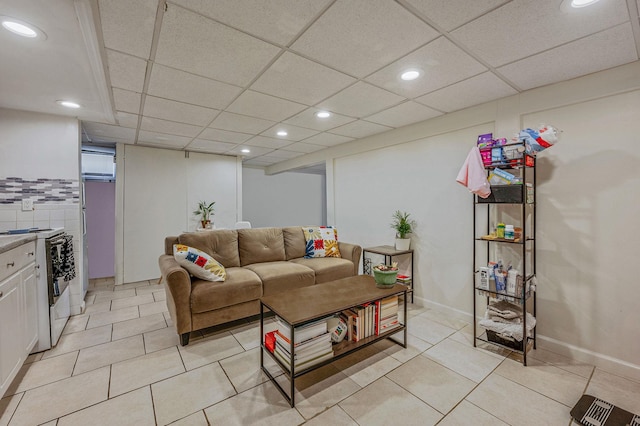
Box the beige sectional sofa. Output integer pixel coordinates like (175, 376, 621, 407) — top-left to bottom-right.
(158, 226, 362, 345)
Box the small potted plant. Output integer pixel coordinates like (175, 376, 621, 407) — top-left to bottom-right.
(391, 210, 416, 250)
(193, 200, 215, 229)
(373, 262, 399, 288)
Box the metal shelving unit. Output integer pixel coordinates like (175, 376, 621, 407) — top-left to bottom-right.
(473, 141, 537, 365)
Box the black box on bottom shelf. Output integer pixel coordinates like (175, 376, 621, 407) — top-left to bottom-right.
(486, 329, 524, 351)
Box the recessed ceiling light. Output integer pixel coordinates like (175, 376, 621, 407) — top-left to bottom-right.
(1, 16, 46, 39)
(276, 130, 288, 136)
(56, 100, 81, 109)
(241, 148, 250, 153)
(400, 69, 421, 81)
(316, 111, 331, 118)
(571, 0, 599, 7)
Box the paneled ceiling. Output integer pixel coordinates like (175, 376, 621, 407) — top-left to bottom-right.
(1, 0, 639, 169)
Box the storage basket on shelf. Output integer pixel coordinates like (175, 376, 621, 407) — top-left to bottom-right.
(485, 329, 524, 351)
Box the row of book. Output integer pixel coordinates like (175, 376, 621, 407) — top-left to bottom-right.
(339, 295, 401, 342)
(266, 317, 334, 371)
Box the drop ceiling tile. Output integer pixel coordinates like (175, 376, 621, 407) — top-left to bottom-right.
(186, 139, 237, 154)
(226, 91, 307, 122)
(328, 120, 393, 139)
(365, 37, 486, 98)
(260, 124, 319, 141)
(112, 88, 141, 114)
(83, 122, 137, 140)
(115, 112, 139, 128)
(251, 52, 356, 105)
(451, 0, 630, 66)
(282, 142, 327, 154)
(140, 116, 203, 137)
(106, 49, 147, 93)
(365, 101, 442, 128)
(228, 145, 274, 158)
(317, 82, 405, 118)
(415, 72, 517, 113)
(199, 128, 253, 144)
(260, 150, 304, 160)
(404, 0, 510, 31)
(99, 0, 156, 58)
(283, 108, 356, 131)
(142, 96, 219, 127)
(147, 64, 242, 110)
(245, 135, 291, 149)
(291, 0, 439, 77)
(171, 0, 331, 46)
(210, 112, 275, 134)
(497, 23, 638, 91)
(155, 4, 280, 86)
(137, 130, 193, 148)
(301, 133, 354, 147)
(91, 136, 135, 145)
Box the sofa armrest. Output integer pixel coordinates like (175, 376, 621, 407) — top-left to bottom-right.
(338, 242, 362, 275)
(158, 254, 192, 334)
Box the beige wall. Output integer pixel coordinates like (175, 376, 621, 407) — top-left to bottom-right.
(117, 145, 240, 283)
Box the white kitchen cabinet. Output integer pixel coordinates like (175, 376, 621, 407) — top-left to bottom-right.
(21, 263, 38, 354)
(0, 240, 37, 398)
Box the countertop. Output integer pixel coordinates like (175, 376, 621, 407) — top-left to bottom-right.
(0, 234, 37, 254)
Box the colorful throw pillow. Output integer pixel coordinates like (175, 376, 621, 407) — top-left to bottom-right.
(173, 244, 226, 282)
(302, 226, 341, 258)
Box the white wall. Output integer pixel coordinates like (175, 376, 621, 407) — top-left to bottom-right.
(242, 167, 325, 228)
(0, 108, 85, 314)
(118, 145, 239, 283)
(278, 62, 640, 380)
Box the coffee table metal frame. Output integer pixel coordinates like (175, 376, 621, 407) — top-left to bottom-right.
(259, 276, 407, 407)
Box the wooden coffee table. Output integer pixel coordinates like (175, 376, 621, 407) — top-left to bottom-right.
(260, 274, 407, 407)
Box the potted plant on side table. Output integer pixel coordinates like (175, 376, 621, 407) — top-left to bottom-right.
(194, 200, 215, 230)
(391, 210, 416, 251)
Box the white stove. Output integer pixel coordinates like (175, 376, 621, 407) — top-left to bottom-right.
(32, 227, 70, 353)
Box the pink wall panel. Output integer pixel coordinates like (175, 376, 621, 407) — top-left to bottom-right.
(85, 181, 115, 279)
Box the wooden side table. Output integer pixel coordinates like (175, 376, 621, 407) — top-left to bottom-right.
(363, 245, 414, 303)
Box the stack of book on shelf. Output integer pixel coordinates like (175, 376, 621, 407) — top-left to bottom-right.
(341, 295, 402, 342)
(272, 317, 333, 371)
(396, 274, 411, 287)
(377, 295, 401, 334)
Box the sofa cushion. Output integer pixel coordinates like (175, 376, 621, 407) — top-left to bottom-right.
(178, 230, 240, 267)
(173, 244, 226, 281)
(283, 226, 306, 260)
(238, 228, 286, 266)
(289, 257, 355, 284)
(244, 261, 315, 296)
(190, 267, 262, 313)
(302, 226, 341, 258)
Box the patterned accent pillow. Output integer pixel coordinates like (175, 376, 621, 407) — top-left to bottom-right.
(173, 244, 226, 282)
(302, 226, 341, 258)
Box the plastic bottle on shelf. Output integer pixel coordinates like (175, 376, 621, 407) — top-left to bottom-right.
(496, 223, 505, 239)
(504, 225, 515, 240)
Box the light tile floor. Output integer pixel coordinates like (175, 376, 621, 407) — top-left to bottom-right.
(1, 277, 638, 425)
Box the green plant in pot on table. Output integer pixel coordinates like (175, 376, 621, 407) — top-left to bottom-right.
(391, 210, 416, 250)
(373, 262, 399, 288)
(193, 200, 215, 229)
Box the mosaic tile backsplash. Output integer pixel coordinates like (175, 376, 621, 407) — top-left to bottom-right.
(0, 177, 79, 204)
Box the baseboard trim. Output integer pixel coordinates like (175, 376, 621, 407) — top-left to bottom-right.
(537, 335, 640, 382)
(413, 296, 640, 381)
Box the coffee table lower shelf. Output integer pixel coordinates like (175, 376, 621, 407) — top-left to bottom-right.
(258, 276, 407, 408)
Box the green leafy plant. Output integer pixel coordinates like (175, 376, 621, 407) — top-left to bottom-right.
(193, 200, 215, 226)
(391, 210, 416, 239)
